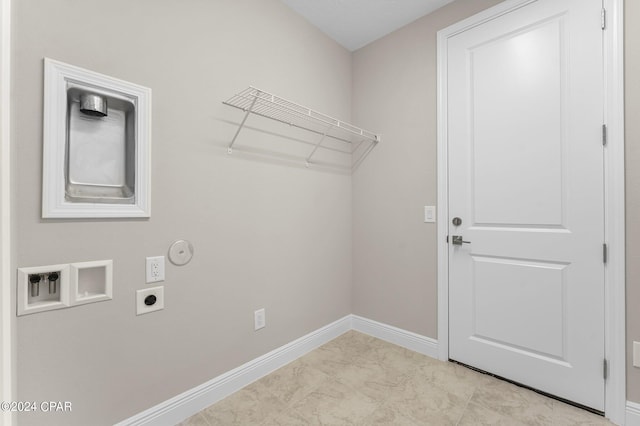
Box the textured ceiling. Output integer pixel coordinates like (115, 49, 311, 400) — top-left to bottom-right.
(279, 0, 456, 51)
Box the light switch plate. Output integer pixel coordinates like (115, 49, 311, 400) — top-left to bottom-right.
(424, 206, 436, 223)
(634, 341, 640, 368)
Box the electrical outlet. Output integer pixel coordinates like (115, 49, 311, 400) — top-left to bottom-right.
(136, 286, 164, 315)
(254, 308, 266, 331)
(634, 341, 640, 368)
(146, 256, 165, 283)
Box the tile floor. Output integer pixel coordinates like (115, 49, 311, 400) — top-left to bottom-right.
(178, 331, 613, 425)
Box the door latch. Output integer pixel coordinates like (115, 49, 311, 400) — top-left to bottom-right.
(451, 235, 471, 245)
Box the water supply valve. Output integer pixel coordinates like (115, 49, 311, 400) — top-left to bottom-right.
(48, 272, 59, 294)
(29, 274, 41, 298)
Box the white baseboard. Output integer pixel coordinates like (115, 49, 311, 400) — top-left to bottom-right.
(115, 315, 352, 426)
(116, 311, 636, 426)
(627, 401, 640, 426)
(117, 315, 439, 425)
(351, 315, 439, 359)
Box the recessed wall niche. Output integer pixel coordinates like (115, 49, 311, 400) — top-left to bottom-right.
(42, 58, 152, 218)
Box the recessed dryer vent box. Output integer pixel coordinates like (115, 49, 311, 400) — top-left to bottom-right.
(42, 58, 151, 218)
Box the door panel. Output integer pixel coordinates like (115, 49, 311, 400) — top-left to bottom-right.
(472, 255, 567, 359)
(448, 0, 604, 411)
(472, 18, 564, 226)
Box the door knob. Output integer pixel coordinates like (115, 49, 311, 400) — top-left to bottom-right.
(451, 235, 471, 245)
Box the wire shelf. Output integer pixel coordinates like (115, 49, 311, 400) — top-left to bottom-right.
(222, 86, 380, 168)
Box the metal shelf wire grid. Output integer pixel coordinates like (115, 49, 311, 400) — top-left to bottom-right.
(222, 86, 380, 168)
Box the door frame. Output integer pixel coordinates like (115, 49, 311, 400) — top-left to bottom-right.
(1, 0, 13, 424)
(436, 0, 626, 423)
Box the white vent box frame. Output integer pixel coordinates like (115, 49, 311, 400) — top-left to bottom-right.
(42, 58, 151, 218)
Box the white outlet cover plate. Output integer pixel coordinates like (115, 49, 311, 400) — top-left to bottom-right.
(146, 256, 165, 283)
(634, 341, 640, 367)
(136, 286, 164, 315)
(254, 308, 266, 330)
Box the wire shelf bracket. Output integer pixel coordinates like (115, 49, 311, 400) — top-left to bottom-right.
(222, 86, 380, 169)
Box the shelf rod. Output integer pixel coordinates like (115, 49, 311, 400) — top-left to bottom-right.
(244, 109, 352, 144)
(305, 125, 333, 167)
(228, 93, 259, 154)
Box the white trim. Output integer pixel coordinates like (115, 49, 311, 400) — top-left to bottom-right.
(0, 0, 13, 424)
(116, 315, 439, 425)
(115, 316, 352, 426)
(42, 58, 152, 219)
(627, 401, 640, 426)
(603, 0, 626, 423)
(436, 23, 449, 361)
(351, 315, 438, 359)
(436, 0, 626, 423)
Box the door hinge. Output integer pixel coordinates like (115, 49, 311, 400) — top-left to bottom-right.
(602, 124, 608, 146)
(446, 235, 449, 243)
(601, 8, 606, 30)
(603, 359, 608, 380)
(603, 243, 608, 263)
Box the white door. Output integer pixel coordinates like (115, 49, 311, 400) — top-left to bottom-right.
(447, 0, 605, 411)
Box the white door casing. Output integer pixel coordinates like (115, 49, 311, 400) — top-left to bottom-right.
(437, 0, 626, 422)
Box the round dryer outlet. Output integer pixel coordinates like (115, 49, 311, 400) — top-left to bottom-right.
(168, 240, 194, 266)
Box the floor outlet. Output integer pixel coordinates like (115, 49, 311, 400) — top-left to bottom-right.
(254, 308, 266, 331)
(146, 256, 165, 283)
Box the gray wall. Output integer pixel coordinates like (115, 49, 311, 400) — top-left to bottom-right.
(13, 1, 352, 425)
(352, 0, 640, 405)
(625, 0, 640, 404)
(352, 0, 502, 339)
